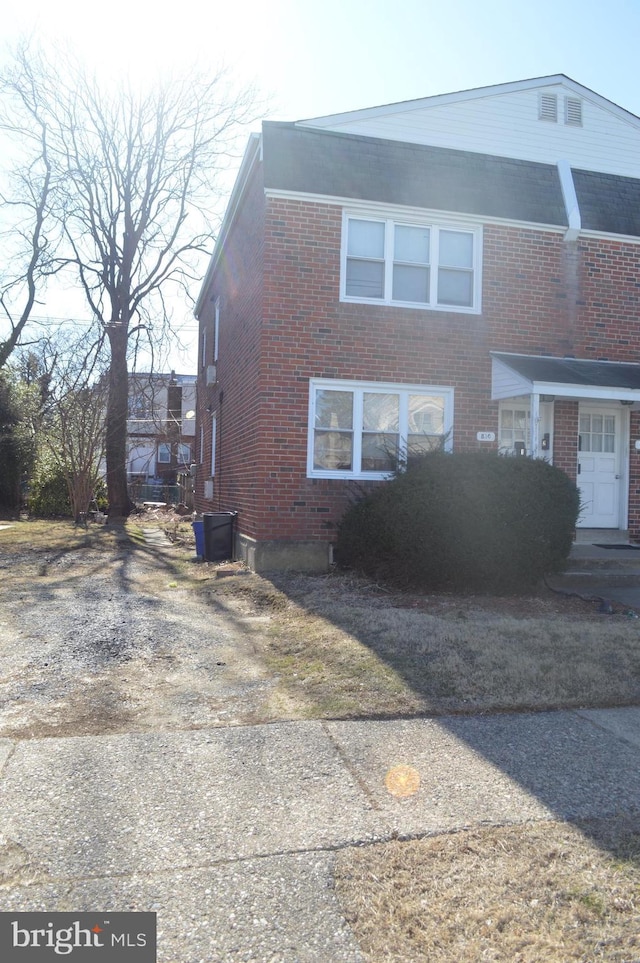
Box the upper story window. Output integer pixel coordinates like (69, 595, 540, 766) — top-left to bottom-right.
(342, 213, 481, 312)
(157, 443, 171, 464)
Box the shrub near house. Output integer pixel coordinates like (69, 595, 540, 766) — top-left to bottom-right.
(336, 452, 580, 593)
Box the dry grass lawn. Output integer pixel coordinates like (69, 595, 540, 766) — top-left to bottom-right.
(334, 817, 640, 962)
(203, 570, 640, 719)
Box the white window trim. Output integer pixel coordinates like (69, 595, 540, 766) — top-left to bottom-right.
(340, 209, 482, 314)
(201, 326, 207, 370)
(307, 378, 454, 480)
(211, 415, 217, 477)
(214, 298, 220, 362)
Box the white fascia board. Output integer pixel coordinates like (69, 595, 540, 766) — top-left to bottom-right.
(264, 188, 567, 235)
(195, 133, 262, 318)
(578, 228, 640, 246)
(532, 382, 640, 402)
(493, 376, 640, 403)
(296, 75, 640, 131)
(266, 188, 640, 245)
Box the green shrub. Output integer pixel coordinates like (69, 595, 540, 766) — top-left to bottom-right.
(336, 451, 580, 593)
(28, 470, 72, 518)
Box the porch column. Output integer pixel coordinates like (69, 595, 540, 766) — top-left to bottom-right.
(530, 392, 540, 457)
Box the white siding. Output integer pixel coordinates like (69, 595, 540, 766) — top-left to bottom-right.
(302, 83, 640, 178)
(491, 358, 532, 400)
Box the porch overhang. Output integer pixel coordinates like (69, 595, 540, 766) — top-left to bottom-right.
(491, 352, 640, 404)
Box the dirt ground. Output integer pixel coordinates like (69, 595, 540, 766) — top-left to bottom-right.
(0, 521, 280, 739)
(1, 516, 637, 738)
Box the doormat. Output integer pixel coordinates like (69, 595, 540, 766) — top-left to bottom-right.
(594, 543, 640, 550)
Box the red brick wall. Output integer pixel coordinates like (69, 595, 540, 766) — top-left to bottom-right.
(194, 160, 265, 537)
(199, 186, 640, 547)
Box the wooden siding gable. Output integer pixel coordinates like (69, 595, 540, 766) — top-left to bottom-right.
(299, 76, 640, 178)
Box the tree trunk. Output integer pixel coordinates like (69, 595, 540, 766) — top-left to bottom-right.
(105, 325, 133, 518)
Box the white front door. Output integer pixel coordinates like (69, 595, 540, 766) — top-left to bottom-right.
(577, 406, 621, 528)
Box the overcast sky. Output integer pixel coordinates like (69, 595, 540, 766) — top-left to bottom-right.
(4, 0, 640, 370)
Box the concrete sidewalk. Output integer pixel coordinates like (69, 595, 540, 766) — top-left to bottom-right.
(2, 710, 640, 961)
(547, 534, 640, 609)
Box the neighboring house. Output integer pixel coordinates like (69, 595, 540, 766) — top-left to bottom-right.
(194, 75, 640, 571)
(127, 372, 196, 501)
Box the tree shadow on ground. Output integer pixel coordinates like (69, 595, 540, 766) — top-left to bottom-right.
(263, 569, 640, 868)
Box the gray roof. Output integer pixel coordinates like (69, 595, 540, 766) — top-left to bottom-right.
(492, 353, 640, 390)
(262, 123, 567, 226)
(262, 123, 640, 237)
(573, 169, 640, 236)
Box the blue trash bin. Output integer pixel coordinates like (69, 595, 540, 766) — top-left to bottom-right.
(192, 520, 205, 559)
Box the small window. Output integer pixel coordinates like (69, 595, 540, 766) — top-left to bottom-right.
(499, 405, 530, 455)
(201, 326, 207, 370)
(177, 443, 191, 465)
(539, 93, 558, 122)
(211, 416, 217, 476)
(157, 443, 171, 464)
(564, 97, 583, 127)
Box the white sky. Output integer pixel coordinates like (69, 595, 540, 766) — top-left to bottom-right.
(4, 0, 640, 370)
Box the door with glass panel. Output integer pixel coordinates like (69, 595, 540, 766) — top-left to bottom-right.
(577, 407, 621, 528)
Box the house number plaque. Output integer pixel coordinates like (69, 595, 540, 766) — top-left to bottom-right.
(476, 432, 496, 442)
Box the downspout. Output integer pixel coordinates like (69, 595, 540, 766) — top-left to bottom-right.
(217, 390, 224, 510)
(530, 392, 541, 458)
(557, 159, 581, 242)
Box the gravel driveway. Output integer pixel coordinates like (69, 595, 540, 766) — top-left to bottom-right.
(0, 528, 277, 739)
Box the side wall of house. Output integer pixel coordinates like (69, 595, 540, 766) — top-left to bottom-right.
(194, 162, 265, 537)
(249, 198, 640, 563)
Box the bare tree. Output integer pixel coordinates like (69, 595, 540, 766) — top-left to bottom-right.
(17, 329, 107, 520)
(0, 51, 54, 368)
(0, 42, 256, 516)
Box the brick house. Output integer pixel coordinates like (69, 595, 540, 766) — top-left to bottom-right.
(127, 372, 196, 501)
(194, 75, 640, 571)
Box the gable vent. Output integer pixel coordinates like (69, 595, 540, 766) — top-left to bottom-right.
(564, 97, 583, 126)
(538, 93, 558, 122)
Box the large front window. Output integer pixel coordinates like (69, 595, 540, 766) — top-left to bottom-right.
(343, 213, 480, 311)
(308, 379, 454, 479)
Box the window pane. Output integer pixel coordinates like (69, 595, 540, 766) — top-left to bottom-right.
(361, 433, 397, 471)
(438, 268, 473, 306)
(346, 258, 384, 298)
(315, 390, 353, 429)
(592, 415, 603, 433)
(313, 431, 353, 470)
(347, 219, 384, 258)
(408, 395, 445, 435)
(579, 415, 590, 433)
(392, 264, 429, 303)
(363, 392, 399, 431)
(604, 417, 615, 434)
(394, 225, 429, 264)
(157, 444, 171, 463)
(439, 230, 473, 268)
(407, 434, 443, 456)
